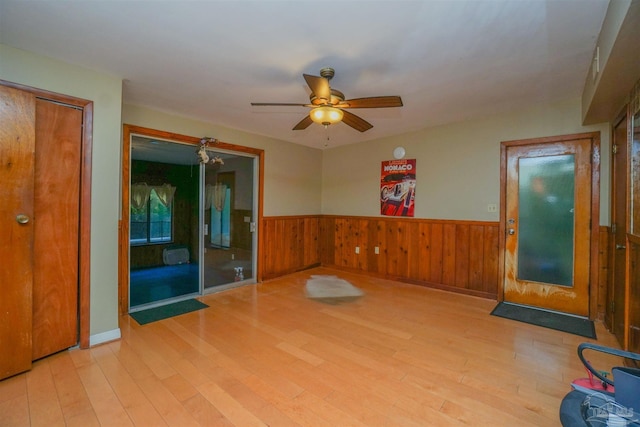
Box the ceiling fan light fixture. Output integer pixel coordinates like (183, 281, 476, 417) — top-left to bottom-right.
(310, 106, 343, 125)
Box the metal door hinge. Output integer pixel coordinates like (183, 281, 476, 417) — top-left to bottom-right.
(611, 300, 615, 313)
(612, 223, 617, 234)
(613, 144, 618, 154)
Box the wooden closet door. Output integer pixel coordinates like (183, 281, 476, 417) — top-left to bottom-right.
(32, 99, 81, 360)
(0, 86, 36, 378)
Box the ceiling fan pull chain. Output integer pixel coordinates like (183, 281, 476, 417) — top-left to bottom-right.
(324, 124, 330, 147)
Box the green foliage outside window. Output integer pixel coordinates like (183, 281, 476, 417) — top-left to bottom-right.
(130, 189, 172, 244)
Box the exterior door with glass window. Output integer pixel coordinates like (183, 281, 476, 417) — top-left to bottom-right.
(502, 136, 594, 316)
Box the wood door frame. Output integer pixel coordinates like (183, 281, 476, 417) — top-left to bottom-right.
(119, 124, 264, 315)
(498, 132, 600, 319)
(0, 79, 93, 349)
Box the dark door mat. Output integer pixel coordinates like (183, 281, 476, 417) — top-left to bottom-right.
(490, 302, 596, 339)
(130, 299, 208, 325)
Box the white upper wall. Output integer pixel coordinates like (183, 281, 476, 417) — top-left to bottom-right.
(122, 104, 323, 216)
(322, 97, 610, 225)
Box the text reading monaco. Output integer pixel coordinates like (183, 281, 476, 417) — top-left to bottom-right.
(383, 163, 414, 172)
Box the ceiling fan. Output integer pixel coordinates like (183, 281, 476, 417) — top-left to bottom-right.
(251, 67, 403, 132)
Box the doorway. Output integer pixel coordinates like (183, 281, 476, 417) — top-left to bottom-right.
(128, 142, 201, 308)
(0, 81, 92, 380)
(609, 113, 628, 342)
(203, 161, 256, 290)
(119, 125, 263, 315)
(499, 132, 600, 317)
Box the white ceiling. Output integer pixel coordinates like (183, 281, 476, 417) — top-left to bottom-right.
(0, 0, 610, 150)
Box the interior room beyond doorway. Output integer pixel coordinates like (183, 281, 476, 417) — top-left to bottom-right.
(127, 132, 258, 311)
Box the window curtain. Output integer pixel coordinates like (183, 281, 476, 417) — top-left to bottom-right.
(204, 184, 215, 210)
(131, 183, 176, 209)
(151, 184, 176, 207)
(212, 183, 227, 212)
(211, 186, 231, 248)
(131, 183, 151, 210)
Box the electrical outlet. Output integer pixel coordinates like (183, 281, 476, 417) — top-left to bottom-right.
(355, 246, 360, 254)
(487, 204, 498, 213)
(374, 246, 380, 254)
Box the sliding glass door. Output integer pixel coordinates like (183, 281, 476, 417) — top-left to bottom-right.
(129, 137, 200, 310)
(127, 132, 259, 312)
(201, 151, 257, 291)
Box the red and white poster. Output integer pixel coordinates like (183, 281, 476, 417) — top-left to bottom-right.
(380, 159, 416, 217)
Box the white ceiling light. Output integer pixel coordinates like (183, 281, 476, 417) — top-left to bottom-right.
(310, 106, 344, 126)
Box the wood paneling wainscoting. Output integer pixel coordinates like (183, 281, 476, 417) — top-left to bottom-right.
(262, 216, 612, 314)
(321, 216, 500, 299)
(261, 215, 321, 280)
(262, 215, 500, 299)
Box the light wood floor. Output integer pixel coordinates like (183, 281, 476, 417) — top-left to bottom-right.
(0, 267, 623, 426)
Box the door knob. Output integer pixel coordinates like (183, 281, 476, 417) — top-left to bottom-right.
(508, 228, 515, 235)
(16, 214, 30, 224)
(616, 244, 626, 250)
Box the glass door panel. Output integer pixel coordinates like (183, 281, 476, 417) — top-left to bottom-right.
(517, 155, 575, 286)
(129, 137, 200, 310)
(202, 152, 256, 290)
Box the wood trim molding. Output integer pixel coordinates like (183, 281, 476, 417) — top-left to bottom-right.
(320, 214, 497, 226)
(256, 151, 265, 283)
(120, 125, 131, 316)
(79, 102, 93, 349)
(590, 133, 602, 319)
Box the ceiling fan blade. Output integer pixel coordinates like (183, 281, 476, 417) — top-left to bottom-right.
(341, 110, 373, 132)
(251, 102, 312, 107)
(303, 74, 331, 103)
(339, 96, 403, 109)
(292, 115, 313, 131)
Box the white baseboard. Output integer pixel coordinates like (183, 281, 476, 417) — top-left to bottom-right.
(89, 328, 121, 346)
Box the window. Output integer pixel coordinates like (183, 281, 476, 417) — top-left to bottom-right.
(130, 188, 173, 245)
